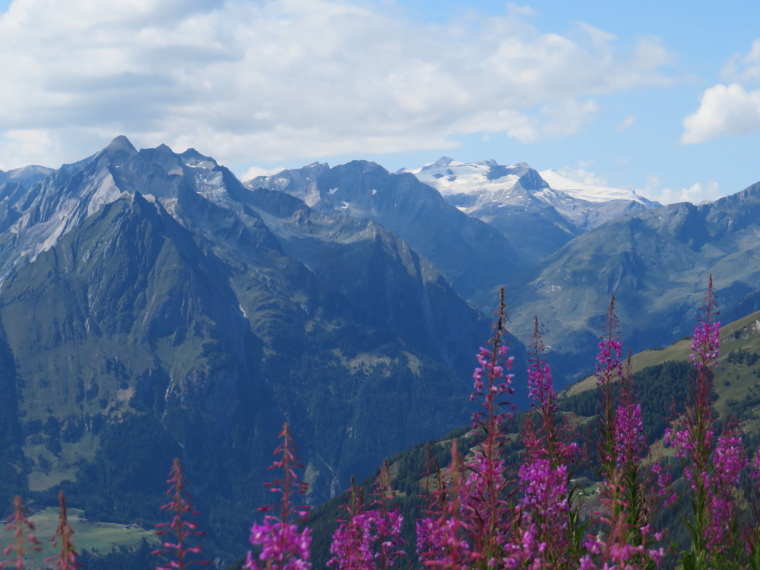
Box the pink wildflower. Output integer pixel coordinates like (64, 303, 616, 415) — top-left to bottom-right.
(46, 491, 81, 570)
(416, 442, 474, 569)
(613, 378, 645, 470)
(153, 458, 210, 569)
(1, 496, 41, 570)
(705, 430, 746, 555)
(463, 288, 515, 565)
(595, 296, 624, 477)
(329, 462, 404, 570)
(247, 423, 311, 570)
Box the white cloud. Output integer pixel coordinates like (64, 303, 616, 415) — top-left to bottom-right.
(616, 115, 635, 131)
(0, 0, 676, 170)
(721, 39, 760, 83)
(505, 3, 539, 19)
(557, 165, 608, 187)
(681, 83, 760, 144)
(682, 40, 760, 145)
(240, 165, 286, 181)
(637, 174, 721, 204)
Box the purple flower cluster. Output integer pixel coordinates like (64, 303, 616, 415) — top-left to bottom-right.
(246, 424, 311, 570)
(416, 443, 474, 569)
(329, 464, 404, 570)
(690, 276, 720, 374)
(329, 511, 376, 570)
(613, 385, 645, 469)
(527, 318, 555, 412)
(471, 344, 514, 412)
(705, 431, 746, 554)
(595, 297, 624, 477)
(248, 521, 311, 570)
(579, 521, 664, 570)
(518, 459, 569, 523)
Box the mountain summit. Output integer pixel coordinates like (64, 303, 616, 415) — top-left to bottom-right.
(405, 158, 660, 263)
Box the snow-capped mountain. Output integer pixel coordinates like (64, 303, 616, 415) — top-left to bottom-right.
(405, 157, 661, 262)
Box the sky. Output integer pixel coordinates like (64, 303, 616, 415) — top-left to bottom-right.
(1, 0, 759, 204)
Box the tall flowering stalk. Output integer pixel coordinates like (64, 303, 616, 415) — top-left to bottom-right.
(416, 441, 474, 569)
(247, 423, 311, 570)
(1, 496, 41, 570)
(585, 301, 667, 569)
(664, 275, 733, 568)
(517, 316, 582, 567)
(46, 491, 81, 569)
(595, 296, 624, 479)
(417, 289, 515, 568)
(612, 359, 647, 540)
(153, 458, 210, 569)
(705, 429, 746, 560)
(328, 479, 373, 570)
(328, 463, 404, 570)
(463, 287, 515, 567)
(585, 354, 665, 569)
(370, 462, 404, 570)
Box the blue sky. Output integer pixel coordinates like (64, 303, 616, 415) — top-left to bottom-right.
(1, 0, 759, 203)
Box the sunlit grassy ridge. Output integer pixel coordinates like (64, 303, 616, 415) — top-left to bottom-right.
(564, 309, 760, 422)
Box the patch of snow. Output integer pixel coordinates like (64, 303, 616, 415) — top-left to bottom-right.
(183, 158, 216, 170)
(195, 170, 227, 200)
(538, 169, 648, 204)
(407, 158, 517, 196)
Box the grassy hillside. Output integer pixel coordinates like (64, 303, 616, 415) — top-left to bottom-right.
(563, 309, 760, 427)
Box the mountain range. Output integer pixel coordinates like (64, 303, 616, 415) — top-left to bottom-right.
(254, 157, 760, 382)
(2, 139, 760, 566)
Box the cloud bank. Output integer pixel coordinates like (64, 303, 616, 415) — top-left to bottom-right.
(682, 40, 760, 144)
(0, 0, 675, 169)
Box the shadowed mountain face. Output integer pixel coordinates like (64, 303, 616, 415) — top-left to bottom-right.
(247, 160, 527, 308)
(0, 137, 495, 560)
(244, 187, 491, 382)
